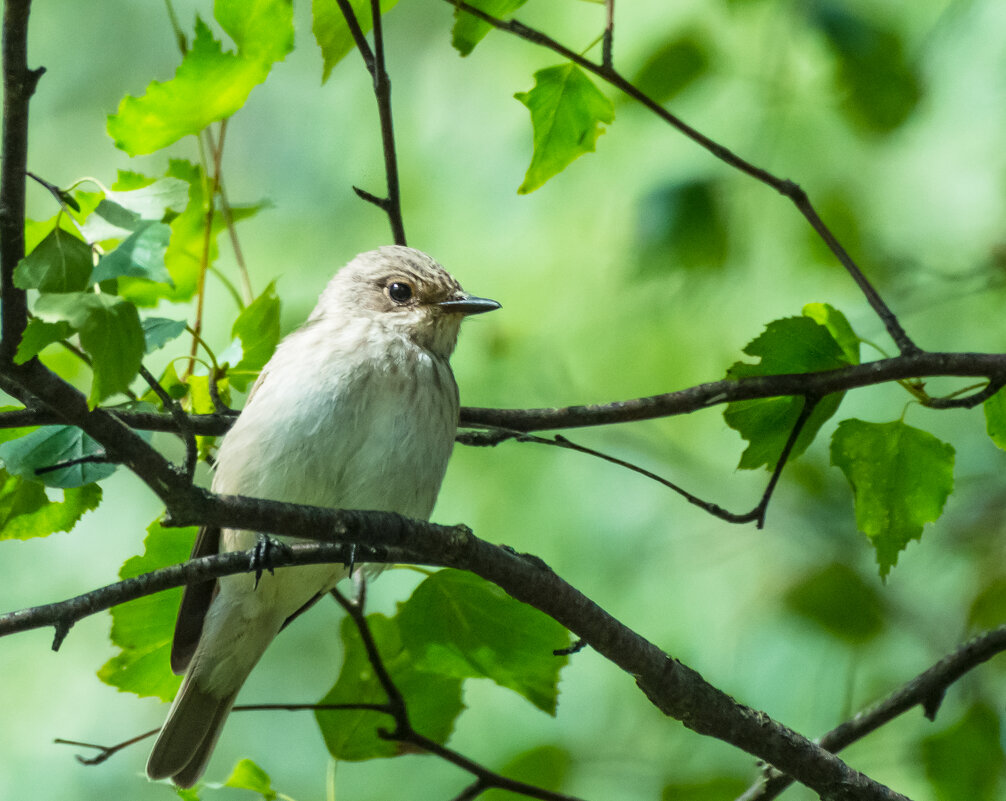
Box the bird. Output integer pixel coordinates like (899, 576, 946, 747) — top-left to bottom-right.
(146, 246, 500, 787)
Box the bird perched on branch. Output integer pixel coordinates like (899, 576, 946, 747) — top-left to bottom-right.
(146, 246, 500, 787)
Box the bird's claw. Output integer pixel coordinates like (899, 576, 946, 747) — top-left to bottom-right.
(251, 535, 293, 589)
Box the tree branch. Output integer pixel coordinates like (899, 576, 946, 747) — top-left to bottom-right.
(0, 493, 908, 800)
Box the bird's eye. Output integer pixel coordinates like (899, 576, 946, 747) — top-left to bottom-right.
(387, 281, 413, 303)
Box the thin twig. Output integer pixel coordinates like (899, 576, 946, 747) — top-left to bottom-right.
(602, 0, 614, 71)
(442, 0, 917, 356)
(138, 364, 198, 481)
(335, 0, 407, 244)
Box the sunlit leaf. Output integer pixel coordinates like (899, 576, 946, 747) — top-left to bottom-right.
(14, 227, 93, 293)
(98, 519, 196, 700)
(223, 759, 276, 799)
(315, 612, 464, 760)
(801, 302, 861, 365)
(831, 419, 954, 577)
(107, 0, 294, 155)
(228, 281, 280, 391)
(514, 63, 614, 194)
(783, 562, 885, 644)
(451, 0, 527, 57)
(0, 469, 101, 540)
(14, 319, 72, 365)
(724, 313, 855, 470)
(921, 702, 1005, 801)
(312, 0, 400, 83)
(397, 569, 570, 714)
(34, 292, 145, 404)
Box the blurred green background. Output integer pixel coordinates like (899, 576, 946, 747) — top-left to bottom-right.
(3, 0, 1006, 799)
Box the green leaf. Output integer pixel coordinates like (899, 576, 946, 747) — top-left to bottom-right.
(14, 227, 93, 293)
(831, 419, 955, 577)
(635, 180, 728, 276)
(801, 302, 861, 365)
(107, 0, 294, 155)
(983, 388, 1006, 451)
(0, 470, 101, 540)
(141, 363, 190, 408)
(312, 0, 400, 82)
(631, 34, 710, 104)
(98, 519, 197, 700)
(483, 745, 572, 801)
(80, 199, 142, 242)
(34, 292, 145, 404)
(108, 176, 190, 220)
(142, 317, 188, 354)
(782, 562, 885, 644)
(0, 425, 117, 488)
(14, 319, 72, 364)
(451, 0, 527, 57)
(812, 3, 921, 134)
(397, 570, 570, 714)
(514, 64, 614, 194)
(228, 281, 280, 391)
(724, 314, 855, 469)
(315, 613, 464, 760)
(223, 759, 276, 799)
(90, 222, 173, 285)
(921, 702, 1005, 801)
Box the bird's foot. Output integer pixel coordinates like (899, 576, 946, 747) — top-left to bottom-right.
(251, 534, 293, 589)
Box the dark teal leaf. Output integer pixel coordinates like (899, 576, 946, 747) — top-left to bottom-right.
(636, 179, 727, 275)
(90, 222, 173, 285)
(0, 425, 117, 488)
(452, 0, 527, 57)
(79, 199, 143, 242)
(142, 317, 188, 354)
(14, 227, 93, 293)
(397, 570, 570, 714)
(831, 419, 954, 578)
(783, 562, 885, 644)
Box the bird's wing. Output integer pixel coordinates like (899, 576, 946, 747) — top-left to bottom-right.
(170, 525, 221, 675)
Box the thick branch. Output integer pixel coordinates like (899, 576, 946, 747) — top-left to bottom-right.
(0, 0, 42, 363)
(0, 351, 1001, 439)
(1, 491, 907, 800)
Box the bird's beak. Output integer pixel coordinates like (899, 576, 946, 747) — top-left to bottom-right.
(438, 294, 501, 316)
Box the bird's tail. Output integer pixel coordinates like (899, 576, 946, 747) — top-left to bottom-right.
(146, 668, 243, 788)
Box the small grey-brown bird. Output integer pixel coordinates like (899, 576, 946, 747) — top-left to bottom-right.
(146, 246, 499, 787)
